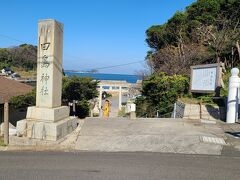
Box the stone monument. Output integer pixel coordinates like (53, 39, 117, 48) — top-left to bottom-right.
(17, 19, 78, 141)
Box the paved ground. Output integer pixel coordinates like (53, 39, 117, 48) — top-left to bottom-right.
(108, 94, 127, 117)
(2, 117, 240, 157)
(75, 118, 229, 155)
(108, 94, 119, 117)
(221, 122, 240, 153)
(0, 151, 239, 180)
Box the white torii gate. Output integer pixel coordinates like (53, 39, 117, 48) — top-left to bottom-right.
(96, 80, 141, 117)
(98, 83, 129, 110)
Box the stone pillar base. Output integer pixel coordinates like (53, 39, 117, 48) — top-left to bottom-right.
(17, 106, 78, 141)
(17, 116, 78, 141)
(26, 106, 70, 122)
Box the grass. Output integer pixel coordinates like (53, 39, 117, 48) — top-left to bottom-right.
(12, 67, 37, 79)
(179, 97, 201, 104)
(179, 96, 219, 106)
(118, 107, 127, 117)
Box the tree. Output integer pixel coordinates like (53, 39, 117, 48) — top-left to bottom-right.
(186, 0, 220, 25)
(62, 76, 99, 118)
(0, 44, 37, 71)
(145, 0, 240, 75)
(136, 73, 189, 117)
(148, 43, 210, 75)
(9, 88, 36, 109)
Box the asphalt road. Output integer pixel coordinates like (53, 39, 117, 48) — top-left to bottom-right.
(0, 151, 239, 180)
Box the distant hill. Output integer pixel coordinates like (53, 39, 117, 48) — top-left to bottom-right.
(0, 44, 37, 71)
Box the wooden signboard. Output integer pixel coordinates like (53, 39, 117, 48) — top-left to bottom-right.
(190, 63, 222, 93)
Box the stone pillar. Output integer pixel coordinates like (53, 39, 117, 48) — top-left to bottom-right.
(36, 19, 63, 108)
(26, 19, 70, 122)
(16, 19, 78, 141)
(119, 86, 122, 110)
(227, 68, 240, 123)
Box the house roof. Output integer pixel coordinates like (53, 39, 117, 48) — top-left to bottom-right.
(0, 76, 33, 103)
(2, 67, 12, 71)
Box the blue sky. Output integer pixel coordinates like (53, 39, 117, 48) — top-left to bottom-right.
(0, 0, 196, 74)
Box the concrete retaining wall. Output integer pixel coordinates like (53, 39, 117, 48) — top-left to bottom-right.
(183, 103, 226, 121)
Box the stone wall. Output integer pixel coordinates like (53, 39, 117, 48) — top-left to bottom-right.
(183, 103, 226, 121)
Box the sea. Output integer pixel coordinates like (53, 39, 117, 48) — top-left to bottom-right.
(65, 72, 142, 83)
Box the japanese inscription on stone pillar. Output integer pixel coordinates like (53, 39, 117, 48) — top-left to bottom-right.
(36, 19, 64, 108)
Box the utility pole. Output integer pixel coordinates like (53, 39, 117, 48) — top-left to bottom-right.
(4, 102, 9, 145)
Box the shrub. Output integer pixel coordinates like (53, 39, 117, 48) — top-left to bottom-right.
(62, 76, 98, 118)
(9, 89, 36, 109)
(136, 72, 189, 117)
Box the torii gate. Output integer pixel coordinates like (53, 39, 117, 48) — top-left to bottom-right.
(98, 80, 130, 110)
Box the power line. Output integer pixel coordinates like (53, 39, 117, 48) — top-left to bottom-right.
(0, 34, 31, 45)
(82, 60, 147, 71)
(0, 33, 147, 71)
(64, 53, 147, 71)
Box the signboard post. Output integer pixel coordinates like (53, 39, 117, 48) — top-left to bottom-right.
(190, 63, 222, 95)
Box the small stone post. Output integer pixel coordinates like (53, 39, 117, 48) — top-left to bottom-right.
(226, 68, 240, 123)
(130, 103, 136, 119)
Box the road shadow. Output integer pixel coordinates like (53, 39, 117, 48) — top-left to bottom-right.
(205, 104, 226, 122)
(225, 131, 240, 139)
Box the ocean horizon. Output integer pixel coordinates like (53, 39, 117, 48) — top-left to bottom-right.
(65, 72, 142, 83)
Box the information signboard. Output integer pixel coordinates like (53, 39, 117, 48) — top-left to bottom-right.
(190, 64, 222, 93)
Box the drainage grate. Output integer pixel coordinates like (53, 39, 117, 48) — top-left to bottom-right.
(200, 136, 226, 145)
